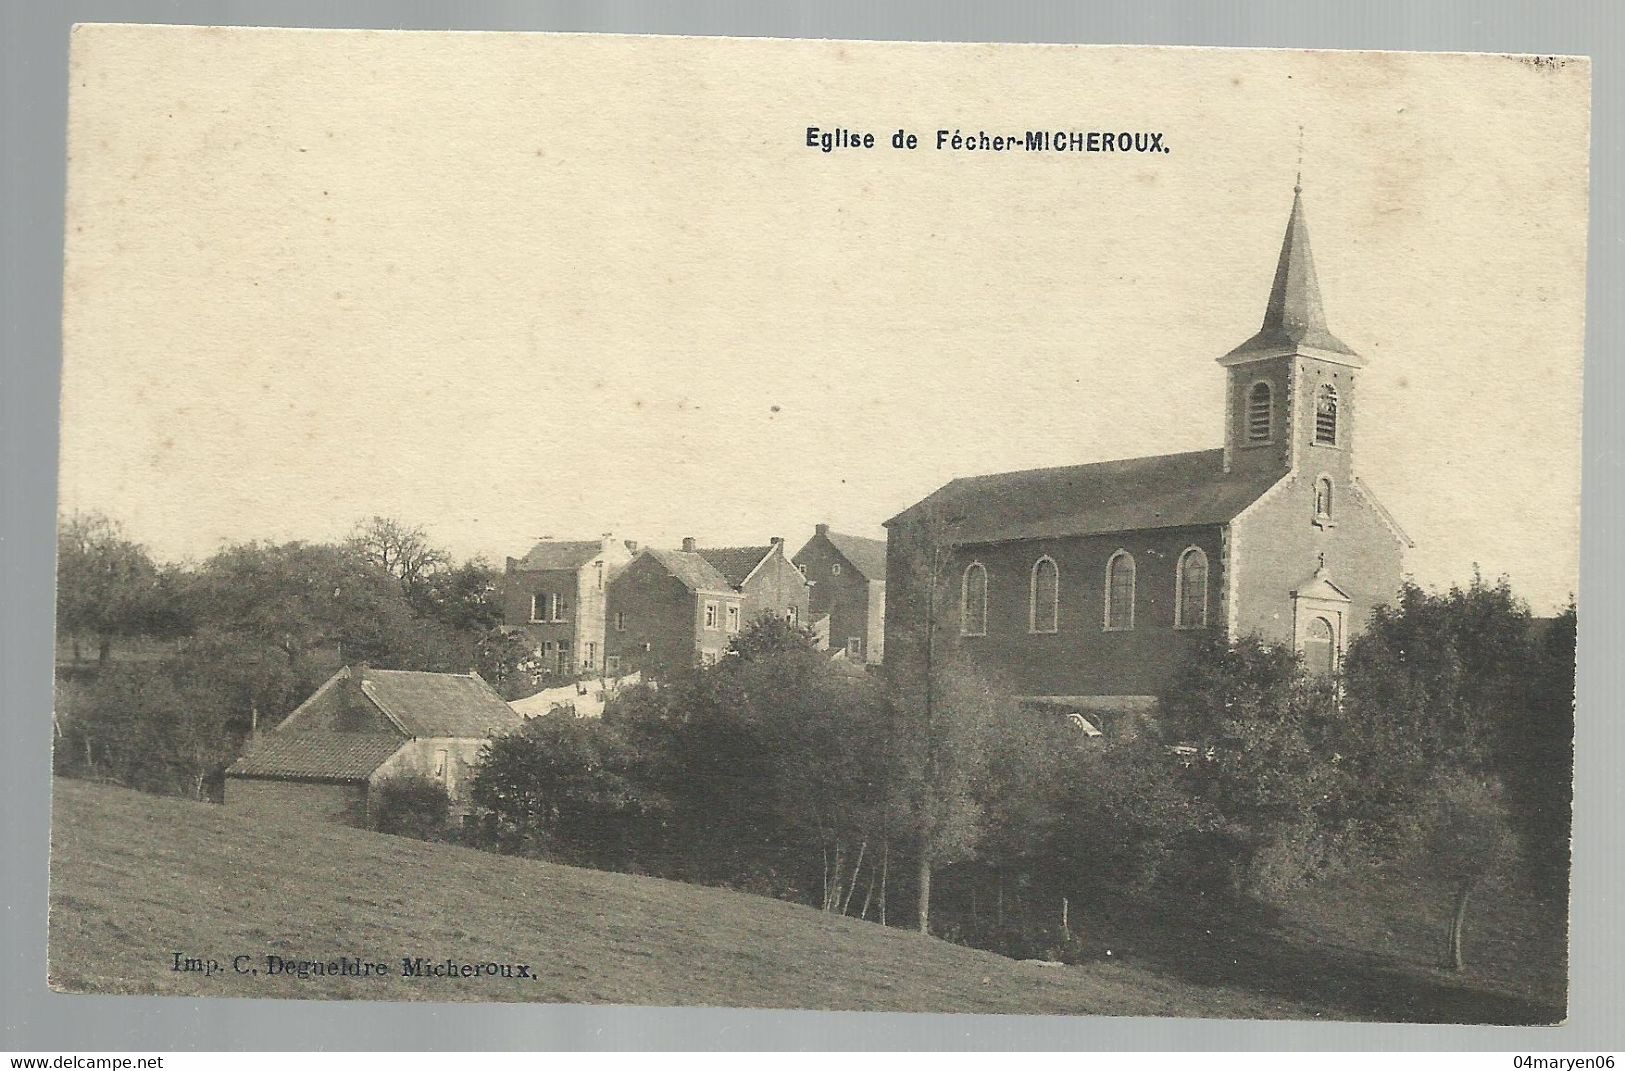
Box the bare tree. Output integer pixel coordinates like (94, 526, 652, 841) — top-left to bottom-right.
(346, 515, 450, 597)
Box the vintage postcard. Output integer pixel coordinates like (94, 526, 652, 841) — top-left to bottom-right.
(51, 27, 1587, 1022)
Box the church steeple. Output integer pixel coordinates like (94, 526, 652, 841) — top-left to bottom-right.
(1219, 185, 1367, 477)
(1218, 186, 1363, 368)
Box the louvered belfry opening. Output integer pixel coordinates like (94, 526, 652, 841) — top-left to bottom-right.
(1315, 384, 1339, 445)
(1247, 381, 1273, 441)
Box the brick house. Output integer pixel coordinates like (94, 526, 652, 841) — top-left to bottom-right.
(884, 187, 1411, 714)
(695, 537, 811, 629)
(793, 524, 887, 664)
(224, 664, 525, 823)
(603, 544, 745, 679)
(501, 535, 635, 677)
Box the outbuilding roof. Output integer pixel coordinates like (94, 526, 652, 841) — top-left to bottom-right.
(886, 449, 1280, 546)
(359, 669, 526, 738)
(226, 732, 403, 783)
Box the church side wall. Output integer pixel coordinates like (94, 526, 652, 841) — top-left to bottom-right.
(885, 525, 1226, 699)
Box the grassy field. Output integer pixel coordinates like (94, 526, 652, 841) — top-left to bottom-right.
(47, 780, 1565, 1020)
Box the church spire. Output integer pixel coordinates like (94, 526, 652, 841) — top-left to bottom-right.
(1218, 185, 1363, 367)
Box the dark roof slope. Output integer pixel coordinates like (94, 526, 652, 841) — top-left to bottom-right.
(1222, 188, 1360, 364)
(514, 540, 603, 571)
(643, 548, 736, 593)
(887, 449, 1281, 546)
(360, 669, 525, 738)
(227, 732, 403, 783)
(823, 531, 887, 581)
(696, 545, 773, 587)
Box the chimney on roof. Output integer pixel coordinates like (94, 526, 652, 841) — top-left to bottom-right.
(681, 536, 697, 553)
(601, 532, 616, 551)
(816, 523, 830, 537)
(771, 536, 784, 546)
(624, 539, 639, 554)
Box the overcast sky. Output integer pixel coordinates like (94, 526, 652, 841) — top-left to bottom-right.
(59, 29, 1589, 612)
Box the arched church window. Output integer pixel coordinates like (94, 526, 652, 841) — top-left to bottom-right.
(1247, 381, 1273, 442)
(1315, 476, 1334, 520)
(1104, 551, 1135, 631)
(1029, 556, 1059, 634)
(1304, 616, 1336, 676)
(1315, 384, 1339, 445)
(1176, 547, 1208, 629)
(961, 562, 988, 637)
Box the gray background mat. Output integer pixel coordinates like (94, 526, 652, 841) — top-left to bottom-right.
(3, 0, 1619, 1051)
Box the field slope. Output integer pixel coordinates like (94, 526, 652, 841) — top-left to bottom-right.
(48, 780, 1562, 1021)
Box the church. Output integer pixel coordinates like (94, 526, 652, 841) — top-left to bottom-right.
(882, 186, 1412, 712)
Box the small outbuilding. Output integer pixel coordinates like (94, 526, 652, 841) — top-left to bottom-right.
(225, 663, 524, 825)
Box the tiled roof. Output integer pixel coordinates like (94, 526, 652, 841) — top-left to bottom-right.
(361, 669, 527, 738)
(644, 548, 736, 593)
(887, 449, 1280, 546)
(514, 540, 604, 571)
(696, 545, 773, 588)
(227, 732, 403, 783)
(822, 530, 887, 581)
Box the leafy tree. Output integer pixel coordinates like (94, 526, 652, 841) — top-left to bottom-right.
(57, 663, 236, 798)
(56, 511, 190, 664)
(727, 614, 821, 661)
(474, 628, 545, 700)
(1160, 634, 1348, 894)
(370, 774, 452, 840)
(885, 505, 999, 933)
(190, 540, 419, 675)
(1342, 574, 1563, 870)
(471, 712, 658, 866)
(416, 558, 503, 632)
(1408, 771, 1513, 970)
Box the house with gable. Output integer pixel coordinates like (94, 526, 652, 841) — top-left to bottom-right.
(501, 534, 635, 677)
(794, 524, 887, 664)
(884, 186, 1412, 716)
(225, 664, 525, 824)
(694, 536, 811, 629)
(603, 542, 745, 678)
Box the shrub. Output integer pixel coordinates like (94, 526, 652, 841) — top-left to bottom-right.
(370, 774, 451, 839)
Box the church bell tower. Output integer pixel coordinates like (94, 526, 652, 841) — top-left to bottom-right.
(1218, 183, 1364, 484)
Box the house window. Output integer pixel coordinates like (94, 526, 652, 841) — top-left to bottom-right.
(726, 604, 740, 633)
(1315, 384, 1339, 445)
(555, 596, 568, 622)
(1176, 547, 1208, 629)
(1304, 616, 1336, 676)
(595, 561, 604, 589)
(961, 562, 988, 637)
(585, 642, 597, 669)
(606, 654, 621, 674)
(433, 749, 449, 783)
(1315, 476, 1335, 522)
(1029, 556, 1059, 634)
(831, 562, 842, 576)
(1105, 551, 1135, 631)
(530, 595, 546, 623)
(847, 637, 862, 657)
(615, 611, 627, 632)
(796, 562, 808, 577)
(1247, 381, 1273, 442)
(787, 605, 799, 626)
(556, 641, 571, 673)
(705, 601, 719, 630)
